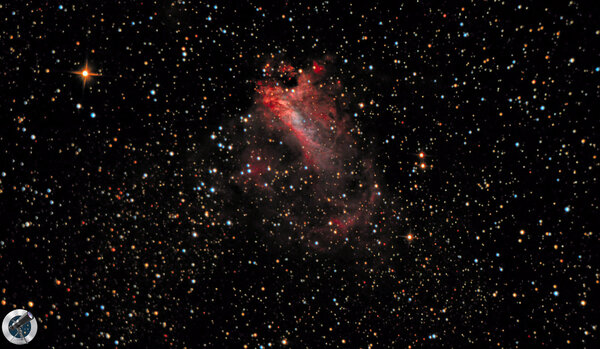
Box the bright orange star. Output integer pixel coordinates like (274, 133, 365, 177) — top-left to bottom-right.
(72, 62, 99, 87)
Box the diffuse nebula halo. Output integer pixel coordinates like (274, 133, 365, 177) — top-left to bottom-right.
(236, 60, 379, 250)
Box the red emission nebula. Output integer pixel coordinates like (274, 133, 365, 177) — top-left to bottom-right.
(236, 60, 380, 250)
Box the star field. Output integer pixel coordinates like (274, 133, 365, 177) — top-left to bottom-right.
(0, 1, 598, 348)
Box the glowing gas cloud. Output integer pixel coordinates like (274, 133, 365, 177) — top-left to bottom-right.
(236, 59, 379, 250)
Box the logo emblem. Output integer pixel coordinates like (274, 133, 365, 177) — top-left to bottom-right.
(2, 309, 38, 345)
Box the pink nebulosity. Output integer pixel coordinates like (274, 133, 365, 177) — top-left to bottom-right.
(237, 59, 379, 250)
(256, 69, 344, 171)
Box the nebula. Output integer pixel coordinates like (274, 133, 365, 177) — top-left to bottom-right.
(235, 60, 379, 250)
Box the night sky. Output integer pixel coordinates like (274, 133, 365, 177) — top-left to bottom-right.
(0, 1, 598, 348)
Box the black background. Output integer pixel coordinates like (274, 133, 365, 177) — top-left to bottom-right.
(0, 1, 598, 347)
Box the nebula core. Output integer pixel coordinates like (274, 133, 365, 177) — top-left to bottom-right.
(236, 60, 379, 250)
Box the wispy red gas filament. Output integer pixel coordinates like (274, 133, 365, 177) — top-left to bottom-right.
(238, 59, 380, 249)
